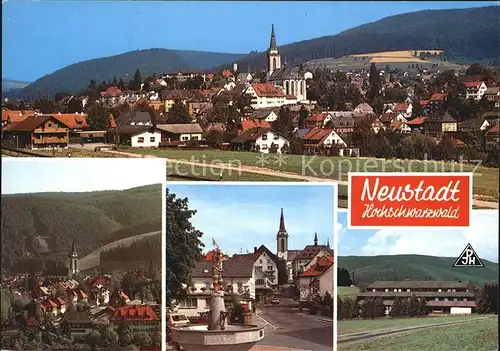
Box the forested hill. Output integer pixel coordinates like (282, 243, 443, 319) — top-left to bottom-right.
(228, 6, 500, 72)
(16, 49, 245, 100)
(0, 184, 162, 271)
(338, 254, 499, 287)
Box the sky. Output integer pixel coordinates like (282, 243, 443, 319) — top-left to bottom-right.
(2, 1, 494, 82)
(167, 183, 336, 255)
(1, 158, 166, 194)
(337, 210, 499, 263)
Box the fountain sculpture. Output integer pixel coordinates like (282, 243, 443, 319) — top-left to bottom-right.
(169, 245, 265, 351)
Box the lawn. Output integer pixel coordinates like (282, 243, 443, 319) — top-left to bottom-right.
(125, 148, 500, 200)
(338, 286, 359, 298)
(338, 314, 486, 335)
(8, 147, 129, 158)
(339, 316, 498, 351)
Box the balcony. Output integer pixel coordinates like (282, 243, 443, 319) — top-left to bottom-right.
(33, 137, 69, 144)
(255, 278, 273, 289)
(34, 128, 69, 133)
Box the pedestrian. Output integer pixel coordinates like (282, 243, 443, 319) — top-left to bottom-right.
(219, 171, 223, 181)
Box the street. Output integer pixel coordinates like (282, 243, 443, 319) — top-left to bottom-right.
(255, 299, 334, 351)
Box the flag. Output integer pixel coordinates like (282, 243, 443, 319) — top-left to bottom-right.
(212, 237, 219, 248)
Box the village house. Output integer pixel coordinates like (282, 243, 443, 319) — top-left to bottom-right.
(161, 89, 193, 112)
(1, 109, 37, 128)
(176, 257, 256, 317)
(484, 87, 500, 105)
(62, 311, 94, 340)
(41, 297, 67, 316)
(305, 113, 330, 129)
(231, 127, 290, 154)
(245, 108, 279, 122)
(297, 254, 334, 302)
(484, 123, 499, 150)
(292, 233, 332, 279)
(100, 86, 122, 106)
(245, 83, 291, 109)
(353, 103, 374, 116)
(354, 114, 385, 133)
(2, 115, 70, 149)
(156, 123, 204, 143)
(163, 71, 208, 82)
(107, 110, 161, 147)
(237, 120, 272, 134)
(458, 118, 491, 133)
(423, 93, 448, 115)
(107, 305, 160, 333)
(463, 81, 488, 101)
(406, 116, 428, 132)
(326, 112, 356, 133)
(301, 128, 347, 154)
(357, 281, 478, 315)
(424, 112, 458, 137)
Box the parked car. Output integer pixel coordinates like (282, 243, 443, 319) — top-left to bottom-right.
(271, 297, 280, 304)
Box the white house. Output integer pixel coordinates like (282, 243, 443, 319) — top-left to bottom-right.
(130, 128, 162, 147)
(156, 123, 204, 142)
(297, 255, 334, 302)
(245, 83, 289, 109)
(254, 129, 290, 154)
(174, 255, 257, 317)
(464, 81, 488, 101)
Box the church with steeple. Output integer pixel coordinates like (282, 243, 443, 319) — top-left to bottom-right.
(276, 208, 332, 282)
(266, 25, 312, 102)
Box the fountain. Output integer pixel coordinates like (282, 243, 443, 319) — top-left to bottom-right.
(170, 246, 265, 351)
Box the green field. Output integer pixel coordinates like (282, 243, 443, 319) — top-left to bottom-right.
(125, 148, 499, 200)
(338, 286, 359, 298)
(338, 315, 483, 335)
(339, 316, 498, 350)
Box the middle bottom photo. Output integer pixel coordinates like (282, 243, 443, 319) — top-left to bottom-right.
(165, 182, 337, 351)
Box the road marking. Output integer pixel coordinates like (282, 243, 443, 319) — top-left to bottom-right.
(256, 314, 278, 331)
(299, 314, 334, 325)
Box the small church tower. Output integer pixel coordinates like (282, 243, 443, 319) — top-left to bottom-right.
(68, 240, 79, 277)
(267, 24, 281, 76)
(277, 208, 289, 260)
(314, 232, 318, 246)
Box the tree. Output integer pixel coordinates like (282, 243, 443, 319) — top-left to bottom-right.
(86, 330, 101, 351)
(34, 99, 56, 114)
(276, 259, 288, 285)
(128, 69, 143, 91)
(273, 106, 293, 137)
(368, 63, 382, 102)
(87, 103, 110, 131)
(0, 290, 12, 327)
(390, 296, 403, 317)
(133, 332, 151, 347)
(166, 189, 204, 306)
(298, 105, 308, 129)
(337, 268, 353, 286)
(168, 100, 191, 124)
(66, 98, 82, 113)
(100, 326, 119, 346)
(477, 282, 499, 314)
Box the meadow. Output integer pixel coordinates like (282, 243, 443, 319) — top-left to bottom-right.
(339, 316, 498, 350)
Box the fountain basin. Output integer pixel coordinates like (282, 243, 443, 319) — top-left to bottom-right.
(170, 324, 265, 351)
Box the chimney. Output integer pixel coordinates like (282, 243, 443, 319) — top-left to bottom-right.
(254, 247, 257, 253)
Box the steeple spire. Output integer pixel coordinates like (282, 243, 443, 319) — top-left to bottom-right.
(279, 208, 286, 231)
(327, 237, 330, 248)
(269, 24, 277, 50)
(314, 232, 318, 246)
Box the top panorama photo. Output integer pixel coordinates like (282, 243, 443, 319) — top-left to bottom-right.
(2, 1, 499, 209)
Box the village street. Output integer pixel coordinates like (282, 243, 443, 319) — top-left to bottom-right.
(255, 298, 334, 351)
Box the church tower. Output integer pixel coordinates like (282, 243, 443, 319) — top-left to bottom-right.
(68, 240, 79, 278)
(267, 24, 281, 76)
(276, 208, 289, 260)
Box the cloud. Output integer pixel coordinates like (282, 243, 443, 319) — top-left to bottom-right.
(359, 211, 498, 262)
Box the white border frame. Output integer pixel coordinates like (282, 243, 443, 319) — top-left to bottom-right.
(164, 181, 339, 351)
(347, 172, 474, 230)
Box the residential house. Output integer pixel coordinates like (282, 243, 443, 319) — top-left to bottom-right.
(176, 257, 256, 317)
(107, 305, 160, 333)
(246, 108, 279, 122)
(2, 115, 70, 149)
(464, 81, 488, 101)
(41, 297, 67, 316)
(297, 254, 334, 302)
(379, 112, 401, 128)
(156, 123, 204, 143)
(245, 83, 290, 109)
(1, 109, 36, 128)
(305, 113, 330, 129)
(188, 101, 213, 118)
(237, 72, 253, 83)
(484, 87, 500, 103)
(458, 118, 491, 133)
(484, 123, 499, 150)
(62, 311, 94, 340)
(161, 89, 193, 112)
(109, 290, 131, 307)
(301, 128, 347, 154)
(353, 103, 374, 116)
(406, 116, 428, 132)
(100, 86, 122, 106)
(163, 71, 207, 82)
(237, 120, 272, 134)
(390, 120, 411, 133)
(391, 103, 413, 118)
(292, 234, 332, 279)
(424, 112, 458, 137)
(107, 110, 161, 147)
(424, 93, 448, 115)
(231, 127, 290, 154)
(354, 114, 385, 133)
(326, 112, 356, 133)
(357, 281, 477, 315)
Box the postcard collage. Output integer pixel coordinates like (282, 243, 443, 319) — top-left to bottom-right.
(1, 1, 499, 350)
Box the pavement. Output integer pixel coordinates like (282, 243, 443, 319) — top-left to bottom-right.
(254, 299, 334, 351)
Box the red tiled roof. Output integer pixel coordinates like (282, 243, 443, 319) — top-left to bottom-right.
(419, 100, 429, 106)
(2, 110, 36, 123)
(299, 254, 334, 277)
(306, 113, 328, 122)
(240, 120, 271, 131)
(407, 116, 428, 125)
(463, 81, 482, 88)
(303, 128, 334, 146)
(251, 83, 286, 98)
(394, 103, 409, 112)
(43, 113, 87, 129)
(100, 86, 122, 97)
(109, 305, 159, 322)
(4, 115, 68, 132)
(485, 123, 499, 135)
(430, 93, 448, 101)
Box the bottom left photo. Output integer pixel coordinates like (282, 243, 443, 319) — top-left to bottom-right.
(1, 158, 166, 351)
